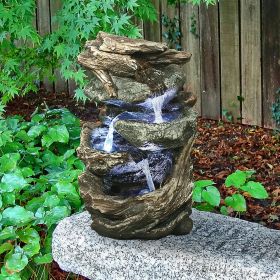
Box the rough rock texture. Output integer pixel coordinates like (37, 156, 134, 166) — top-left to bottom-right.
(114, 109, 197, 149)
(79, 137, 194, 239)
(84, 65, 185, 103)
(53, 210, 280, 280)
(78, 32, 191, 101)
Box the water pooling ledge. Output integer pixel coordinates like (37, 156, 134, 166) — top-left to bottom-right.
(52, 210, 280, 280)
(76, 32, 196, 239)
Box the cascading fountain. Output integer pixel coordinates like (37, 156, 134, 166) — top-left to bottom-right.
(137, 159, 155, 192)
(77, 32, 197, 239)
(103, 116, 118, 152)
(151, 96, 164, 123)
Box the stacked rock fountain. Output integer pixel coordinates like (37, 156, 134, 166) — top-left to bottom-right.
(77, 32, 197, 239)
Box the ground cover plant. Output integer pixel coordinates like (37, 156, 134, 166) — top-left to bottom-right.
(193, 170, 268, 214)
(0, 108, 84, 279)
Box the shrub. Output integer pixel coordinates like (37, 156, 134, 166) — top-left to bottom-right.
(193, 170, 269, 214)
(0, 108, 84, 279)
(0, 0, 53, 113)
(272, 88, 280, 126)
(0, 0, 157, 113)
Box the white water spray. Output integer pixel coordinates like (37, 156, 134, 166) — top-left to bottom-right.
(138, 88, 178, 124)
(151, 95, 165, 123)
(137, 159, 155, 192)
(103, 116, 118, 153)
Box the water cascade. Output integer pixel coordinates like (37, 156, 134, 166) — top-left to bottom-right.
(137, 159, 155, 192)
(103, 116, 118, 152)
(151, 96, 164, 123)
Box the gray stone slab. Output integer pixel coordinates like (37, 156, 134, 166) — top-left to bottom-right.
(52, 210, 280, 280)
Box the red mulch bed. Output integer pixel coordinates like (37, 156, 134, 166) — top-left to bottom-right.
(5, 89, 280, 279)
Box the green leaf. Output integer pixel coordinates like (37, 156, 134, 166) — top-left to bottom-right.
(53, 181, 81, 209)
(194, 180, 215, 188)
(195, 203, 215, 212)
(17, 228, 40, 244)
(34, 253, 53, 265)
(0, 153, 20, 172)
(243, 170, 255, 179)
(21, 167, 35, 178)
(225, 194, 247, 212)
(192, 185, 202, 203)
(201, 186, 221, 207)
(5, 252, 28, 273)
(15, 130, 30, 142)
(42, 125, 69, 147)
(43, 194, 60, 208)
(25, 196, 45, 212)
(220, 206, 228, 215)
(27, 124, 47, 138)
(44, 206, 70, 227)
(1, 173, 27, 192)
(2, 206, 35, 226)
(0, 227, 17, 241)
(2, 193, 16, 206)
(0, 267, 21, 280)
(225, 170, 247, 188)
(240, 181, 269, 199)
(0, 242, 13, 254)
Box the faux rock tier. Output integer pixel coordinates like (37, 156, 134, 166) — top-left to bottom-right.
(77, 32, 197, 239)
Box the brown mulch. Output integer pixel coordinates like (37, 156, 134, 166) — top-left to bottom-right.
(192, 119, 280, 230)
(4, 90, 280, 279)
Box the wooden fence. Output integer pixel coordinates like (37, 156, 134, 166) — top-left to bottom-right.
(143, 0, 280, 128)
(35, 0, 280, 128)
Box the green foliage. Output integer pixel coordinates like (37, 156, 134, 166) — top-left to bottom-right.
(161, 15, 181, 50)
(190, 13, 199, 38)
(43, 0, 157, 101)
(0, 0, 157, 110)
(0, 0, 53, 112)
(272, 88, 280, 125)
(168, 0, 218, 5)
(0, 108, 84, 279)
(193, 170, 269, 214)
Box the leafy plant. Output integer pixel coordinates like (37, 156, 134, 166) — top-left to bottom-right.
(168, 0, 218, 5)
(193, 170, 269, 215)
(43, 0, 157, 102)
(272, 88, 280, 126)
(0, 108, 84, 279)
(0, 0, 54, 113)
(161, 15, 182, 50)
(0, 0, 157, 112)
(190, 13, 199, 38)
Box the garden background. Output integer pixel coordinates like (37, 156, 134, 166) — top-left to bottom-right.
(33, 0, 280, 128)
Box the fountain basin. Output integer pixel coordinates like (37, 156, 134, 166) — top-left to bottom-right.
(79, 136, 194, 239)
(114, 108, 197, 150)
(77, 122, 130, 176)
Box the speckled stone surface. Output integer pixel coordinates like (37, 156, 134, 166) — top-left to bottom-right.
(52, 210, 280, 280)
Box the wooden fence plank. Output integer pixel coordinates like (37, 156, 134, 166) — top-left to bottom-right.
(180, 4, 201, 115)
(50, 0, 68, 94)
(262, 0, 280, 128)
(143, 0, 161, 42)
(241, 0, 262, 126)
(219, 0, 240, 122)
(37, 0, 54, 93)
(200, 4, 220, 119)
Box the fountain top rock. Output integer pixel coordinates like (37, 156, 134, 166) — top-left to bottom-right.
(78, 32, 191, 102)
